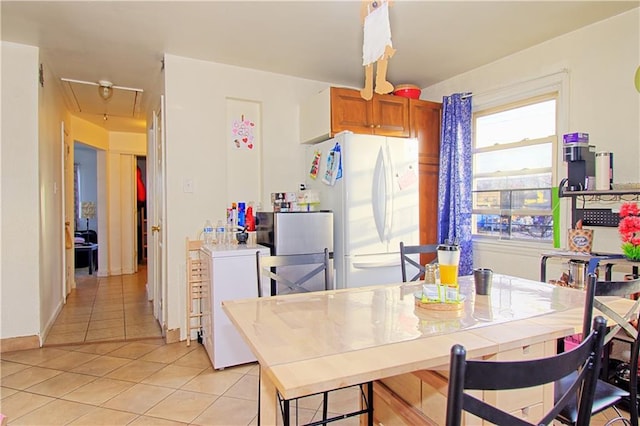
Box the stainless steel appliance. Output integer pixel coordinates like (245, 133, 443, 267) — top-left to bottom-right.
(256, 211, 334, 294)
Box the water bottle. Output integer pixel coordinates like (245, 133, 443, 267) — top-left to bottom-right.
(215, 220, 225, 245)
(203, 220, 214, 245)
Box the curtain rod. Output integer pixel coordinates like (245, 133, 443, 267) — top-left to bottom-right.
(460, 68, 569, 99)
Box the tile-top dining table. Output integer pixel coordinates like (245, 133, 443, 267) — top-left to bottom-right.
(222, 274, 633, 425)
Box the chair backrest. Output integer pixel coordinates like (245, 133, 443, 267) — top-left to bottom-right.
(446, 316, 607, 426)
(256, 248, 329, 297)
(399, 242, 438, 282)
(580, 273, 640, 426)
(581, 273, 640, 342)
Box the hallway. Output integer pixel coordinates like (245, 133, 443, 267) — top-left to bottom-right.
(45, 266, 162, 346)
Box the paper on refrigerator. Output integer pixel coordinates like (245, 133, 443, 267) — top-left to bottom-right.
(322, 143, 342, 186)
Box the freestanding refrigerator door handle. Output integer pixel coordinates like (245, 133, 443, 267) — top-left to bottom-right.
(372, 148, 386, 242)
(353, 259, 401, 269)
(382, 141, 394, 240)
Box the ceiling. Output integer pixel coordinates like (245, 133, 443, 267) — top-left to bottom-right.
(2, 1, 638, 133)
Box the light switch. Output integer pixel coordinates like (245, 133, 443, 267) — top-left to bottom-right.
(183, 178, 194, 193)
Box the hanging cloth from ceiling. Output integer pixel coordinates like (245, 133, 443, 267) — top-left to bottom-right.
(362, 1, 392, 66)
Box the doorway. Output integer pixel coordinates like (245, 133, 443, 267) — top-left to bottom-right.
(73, 144, 98, 276)
(136, 156, 148, 266)
(45, 145, 159, 345)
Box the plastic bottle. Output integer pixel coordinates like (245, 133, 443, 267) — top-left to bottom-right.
(216, 220, 225, 245)
(238, 202, 246, 228)
(203, 220, 214, 245)
(246, 205, 255, 231)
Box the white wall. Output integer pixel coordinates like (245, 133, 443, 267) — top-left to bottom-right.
(110, 132, 146, 155)
(163, 54, 328, 336)
(38, 58, 68, 340)
(1, 42, 67, 342)
(422, 9, 640, 281)
(1, 42, 41, 340)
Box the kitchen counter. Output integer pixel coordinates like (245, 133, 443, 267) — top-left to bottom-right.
(223, 275, 633, 424)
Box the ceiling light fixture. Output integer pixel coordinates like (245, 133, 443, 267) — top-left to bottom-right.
(98, 80, 114, 101)
(61, 77, 144, 95)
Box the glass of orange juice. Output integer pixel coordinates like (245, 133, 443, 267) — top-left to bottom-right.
(437, 243, 460, 287)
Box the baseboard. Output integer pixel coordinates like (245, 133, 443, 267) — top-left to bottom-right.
(165, 327, 180, 344)
(1, 335, 40, 353)
(40, 300, 65, 345)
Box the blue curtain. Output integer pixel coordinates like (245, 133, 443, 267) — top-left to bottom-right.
(437, 93, 473, 275)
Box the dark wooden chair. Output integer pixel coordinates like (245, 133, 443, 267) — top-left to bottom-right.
(446, 316, 608, 426)
(556, 274, 640, 426)
(399, 241, 438, 282)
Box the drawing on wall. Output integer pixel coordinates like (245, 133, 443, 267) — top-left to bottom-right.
(231, 114, 256, 150)
(226, 98, 262, 205)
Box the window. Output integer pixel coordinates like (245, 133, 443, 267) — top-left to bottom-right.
(472, 94, 557, 242)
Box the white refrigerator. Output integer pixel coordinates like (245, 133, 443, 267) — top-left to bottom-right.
(305, 132, 419, 288)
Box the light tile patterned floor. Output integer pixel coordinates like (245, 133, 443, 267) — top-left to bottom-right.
(0, 341, 363, 425)
(3, 267, 363, 425)
(45, 266, 162, 346)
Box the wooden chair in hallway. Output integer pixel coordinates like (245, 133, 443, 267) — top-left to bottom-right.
(186, 238, 205, 346)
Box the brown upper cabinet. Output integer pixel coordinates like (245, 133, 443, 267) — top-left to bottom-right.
(301, 86, 415, 144)
(409, 98, 442, 166)
(330, 87, 410, 137)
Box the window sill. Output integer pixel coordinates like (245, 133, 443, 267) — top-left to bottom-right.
(473, 237, 552, 257)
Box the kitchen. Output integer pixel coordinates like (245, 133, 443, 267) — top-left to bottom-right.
(2, 0, 639, 401)
(162, 5, 639, 344)
(2, 1, 639, 424)
(141, 12, 640, 420)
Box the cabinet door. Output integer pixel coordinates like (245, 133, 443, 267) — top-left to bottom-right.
(418, 163, 439, 255)
(410, 99, 441, 165)
(373, 94, 409, 137)
(330, 87, 373, 135)
(410, 99, 442, 251)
